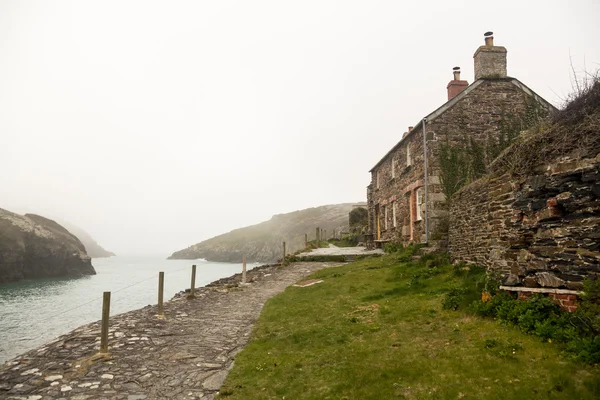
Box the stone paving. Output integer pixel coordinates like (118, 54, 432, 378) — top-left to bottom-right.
(295, 244, 384, 259)
(0, 262, 343, 400)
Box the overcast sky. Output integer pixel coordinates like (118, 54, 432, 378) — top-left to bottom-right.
(1, 1, 599, 256)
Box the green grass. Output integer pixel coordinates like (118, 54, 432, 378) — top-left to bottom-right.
(220, 251, 600, 399)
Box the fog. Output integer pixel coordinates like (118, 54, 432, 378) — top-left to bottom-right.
(1, 1, 598, 256)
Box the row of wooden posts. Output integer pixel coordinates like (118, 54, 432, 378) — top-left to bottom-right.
(98, 260, 248, 353)
(99, 227, 331, 353)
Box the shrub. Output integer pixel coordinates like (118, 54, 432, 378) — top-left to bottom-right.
(470, 279, 600, 364)
(442, 287, 467, 310)
(384, 242, 404, 254)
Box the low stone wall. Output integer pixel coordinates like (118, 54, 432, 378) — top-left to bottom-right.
(449, 154, 600, 290)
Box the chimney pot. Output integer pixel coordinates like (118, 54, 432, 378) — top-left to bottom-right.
(453, 66, 461, 81)
(408, 126, 413, 131)
(484, 31, 494, 46)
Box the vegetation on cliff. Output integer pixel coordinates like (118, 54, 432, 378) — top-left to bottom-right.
(492, 77, 599, 176)
(220, 248, 600, 399)
(0, 208, 96, 283)
(169, 203, 363, 263)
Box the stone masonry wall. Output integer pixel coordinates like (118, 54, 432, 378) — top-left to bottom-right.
(449, 154, 600, 290)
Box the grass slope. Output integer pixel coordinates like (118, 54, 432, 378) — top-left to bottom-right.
(220, 251, 600, 399)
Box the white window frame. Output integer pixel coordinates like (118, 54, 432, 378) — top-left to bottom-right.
(416, 188, 424, 221)
(406, 143, 412, 166)
(384, 205, 388, 230)
(391, 158, 396, 179)
(392, 202, 397, 228)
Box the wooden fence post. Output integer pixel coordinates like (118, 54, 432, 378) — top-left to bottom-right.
(242, 255, 247, 284)
(305, 233, 308, 247)
(100, 291, 111, 353)
(283, 241, 286, 262)
(158, 272, 164, 318)
(316, 227, 320, 244)
(189, 264, 197, 299)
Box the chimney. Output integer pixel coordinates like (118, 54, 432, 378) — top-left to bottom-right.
(447, 66, 469, 100)
(473, 31, 507, 80)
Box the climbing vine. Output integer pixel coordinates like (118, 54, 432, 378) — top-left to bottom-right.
(438, 95, 548, 200)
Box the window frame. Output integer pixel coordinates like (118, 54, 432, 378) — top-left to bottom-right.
(415, 188, 423, 221)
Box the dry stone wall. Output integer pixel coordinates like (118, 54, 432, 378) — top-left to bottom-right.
(449, 154, 600, 290)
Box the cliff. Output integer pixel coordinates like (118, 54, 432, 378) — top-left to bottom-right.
(59, 221, 115, 258)
(0, 209, 96, 283)
(169, 203, 363, 263)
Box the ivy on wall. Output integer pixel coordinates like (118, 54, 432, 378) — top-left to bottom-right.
(439, 95, 548, 200)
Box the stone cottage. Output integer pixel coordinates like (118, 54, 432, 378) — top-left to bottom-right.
(367, 32, 557, 246)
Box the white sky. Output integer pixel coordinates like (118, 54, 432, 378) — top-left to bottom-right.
(1, 0, 599, 256)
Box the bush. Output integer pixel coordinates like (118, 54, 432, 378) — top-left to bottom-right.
(442, 287, 467, 310)
(384, 242, 404, 254)
(470, 280, 600, 364)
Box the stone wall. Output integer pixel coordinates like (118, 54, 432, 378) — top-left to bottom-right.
(449, 154, 600, 290)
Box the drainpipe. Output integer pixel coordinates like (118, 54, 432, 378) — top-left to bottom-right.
(422, 118, 429, 244)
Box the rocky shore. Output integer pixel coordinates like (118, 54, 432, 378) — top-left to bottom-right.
(0, 261, 342, 400)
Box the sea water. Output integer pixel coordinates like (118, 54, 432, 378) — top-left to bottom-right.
(0, 256, 257, 364)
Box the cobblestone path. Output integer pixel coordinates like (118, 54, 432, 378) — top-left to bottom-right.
(0, 262, 342, 400)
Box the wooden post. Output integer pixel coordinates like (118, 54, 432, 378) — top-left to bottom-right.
(324, 229, 327, 240)
(316, 227, 320, 245)
(189, 264, 197, 298)
(100, 291, 111, 353)
(158, 272, 164, 317)
(242, 255, 247, 284)
(305, 233, 308, 247)
(282, 241, 286, 262)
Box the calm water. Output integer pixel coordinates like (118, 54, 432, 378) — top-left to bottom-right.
(0, 256, 258, 364)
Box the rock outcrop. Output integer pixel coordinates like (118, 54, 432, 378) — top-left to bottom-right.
(0, 209, 96, 283)
(59, 220, 115, 258)
(169, 203, 363, 263)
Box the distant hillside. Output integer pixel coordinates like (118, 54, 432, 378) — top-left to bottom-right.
(169, 203, 364, 263)
(59, 221, 115, 258)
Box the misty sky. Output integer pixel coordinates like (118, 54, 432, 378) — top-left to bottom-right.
(1, 1, 599, 256)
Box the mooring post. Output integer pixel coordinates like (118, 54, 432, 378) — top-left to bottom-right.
(242, 255, 247, 284)
(100, 291, 111, 353)
(282, 241, 286, 263)
(158, 271, 165, 317)
(189, 264, 197, 298)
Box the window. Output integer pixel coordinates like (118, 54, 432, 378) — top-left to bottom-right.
(416, 188, 424, 221)
(392, 202, 397, 228)
(406, 143, 412, 166)
(383, 206, 388, 230)
(391, 158, 396, 179)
